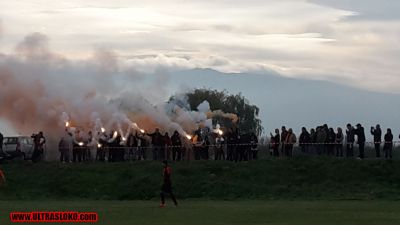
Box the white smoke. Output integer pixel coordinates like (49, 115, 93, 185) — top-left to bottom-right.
(0, 32, 238, 159)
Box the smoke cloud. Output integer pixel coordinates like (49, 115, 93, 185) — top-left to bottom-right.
(0, 32, 237, 157)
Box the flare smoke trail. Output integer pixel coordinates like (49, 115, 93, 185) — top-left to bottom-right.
(0, 32, 237, 158)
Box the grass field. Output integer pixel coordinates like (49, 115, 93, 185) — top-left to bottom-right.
(1, 158, 400, 200)
(1, 158, 400, 224)
(1, 200, 400, 225)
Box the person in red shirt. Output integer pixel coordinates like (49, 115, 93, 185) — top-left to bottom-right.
(160, 160, 178, 207)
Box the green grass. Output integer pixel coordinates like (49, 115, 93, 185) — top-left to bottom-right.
(1, 158, 400, 200)
(0, 200, 400, 225)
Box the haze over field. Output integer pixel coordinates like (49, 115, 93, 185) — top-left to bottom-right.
(0, 0, 399, 137)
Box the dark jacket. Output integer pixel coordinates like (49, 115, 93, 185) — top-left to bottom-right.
(355, 127, 366, 143)
(346, 128, 355, 143)
(370, 127, 382, 142)
(148, 132, 163, 146)
(299, 131, 311, 146)
(384, 133, 393, 145)
(171, 134, 182, 147)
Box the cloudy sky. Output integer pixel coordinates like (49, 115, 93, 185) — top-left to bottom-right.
(1, 0, 399, 92)
(1, 1, 400, 136)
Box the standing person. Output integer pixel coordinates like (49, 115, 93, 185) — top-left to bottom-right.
(249, 132, 259, 160)
(316, 126, 327, 155)
(270, 129, 280, 157)
(193, 129, 204, 160)
(58, 137, 66, 162)
(0, 132, 3, 153)
(98, 132, 108, 161)
(164, 132, 172, 161)
(226, 129, 235, 161)
(127, 132, 137, 161)
(32, 132, 46, 163)
(73, 130, 83, 162)
(171, 131, 182, 161)
(335, 127, 344, 157)
(215, 133, 225, 160)
(113, 134, 123, 162)
(284, 128, 296, 157)
(280, 126, 288, 157)
(202, 136, 210, 160)
(59, 130, 73, 163)
(136, 132, 147, 160)
(236, 131, 247, 162)
(327, 128, 336, 156)
(322, 124, 330, 154)
(346, 124, 355, 158)
(160, 160, 178, 208)
(86, 131, 96, 162)
(233, 128, 241, 162)
(147, 128, 163, 161)
(310, 128, 316, 155)
(355, 124, 366, 159)
(371, 124, 382, 158)
(383, 129, 393, 159)
(299, 127, 311, 154)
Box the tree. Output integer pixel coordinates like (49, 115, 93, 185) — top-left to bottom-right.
(170, 88, 263, 135)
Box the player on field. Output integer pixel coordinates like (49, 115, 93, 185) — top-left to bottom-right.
(160, 160, 178, 207)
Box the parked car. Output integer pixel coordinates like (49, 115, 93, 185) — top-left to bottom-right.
(2, 136, 34, 160)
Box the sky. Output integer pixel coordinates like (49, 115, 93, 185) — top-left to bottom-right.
(0, 0, 400, 136)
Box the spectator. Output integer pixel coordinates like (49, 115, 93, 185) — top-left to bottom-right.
(193, 128, 204, 160)
(147, 128, 163, 161)
(226, 129, 236, 161)
(383, 129, 393, 159)
(355, 124, 366, 159)
(97, 132, 108, 161)
(60, 130, 73, 163)
(327, 128, 336, 156)
(0, 132, 3, 152)
(270, 129, 280, 157)
(32, 131, 46, 163)
(203, 136, 210, 160)
(299, 127, 311, 153)
(127, 132, 137, 161)
(316, 126, 326, 155)
(171, 131, 182, 161)
(371, 124, 382, 158)
(215, 133, 225, 160)
(73, 130, 83, 162)
(346, 124, 355, 158)
(335, 127, 344, 157)
(164, 132, 172, 160)
(284, 128, 296, 157)
(310, 128, 316, 154)
(280, 126, 288, 156)
(136, 132, 148, 160)
(249, 132, 259, 160)
(323, 124, 330, 154)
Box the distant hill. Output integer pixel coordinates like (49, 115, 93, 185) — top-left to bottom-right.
(168, 68, 400, 138)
